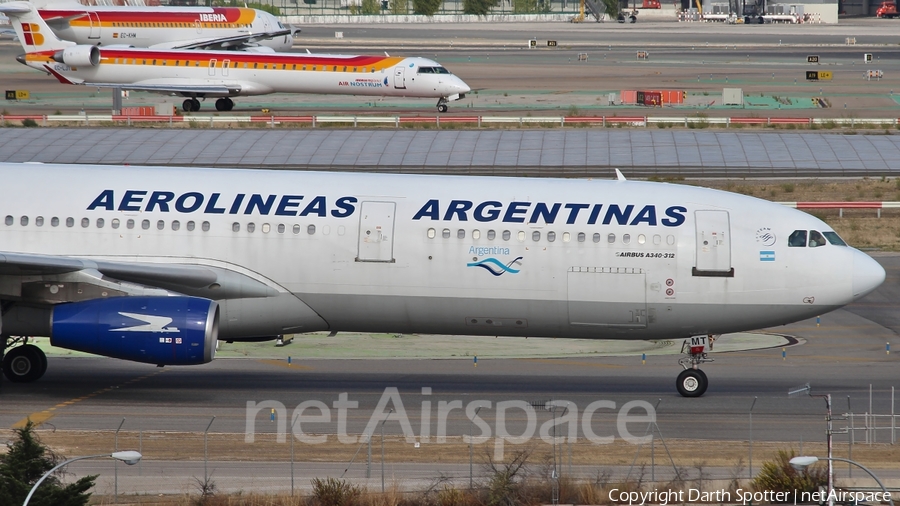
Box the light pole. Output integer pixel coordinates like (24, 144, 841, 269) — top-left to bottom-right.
(789, 456, 894, 506)
(749, 396, 757, 481)
(23, 451, 142, 506)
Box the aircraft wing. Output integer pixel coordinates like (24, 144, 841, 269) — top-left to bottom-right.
(151, 29, 293, 51)
(42, 67, 241, 95)
(0, 251, 276, 299)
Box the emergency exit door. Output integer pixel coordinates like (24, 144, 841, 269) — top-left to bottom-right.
(356, 201, 396, 262)
(693, 210, 733, 277)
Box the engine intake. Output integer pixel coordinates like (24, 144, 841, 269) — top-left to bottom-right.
(51, 296, 218, 365)
(53, 45, 100, 67)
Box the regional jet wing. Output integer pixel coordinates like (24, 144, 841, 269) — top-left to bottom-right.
(42, 67, 240, 95)
(0, 251, 276, 299)
(150, 29, 293, 51)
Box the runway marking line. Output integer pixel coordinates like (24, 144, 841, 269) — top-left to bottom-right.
(257, 359, 313, 371)
(11, 370, 166, 429)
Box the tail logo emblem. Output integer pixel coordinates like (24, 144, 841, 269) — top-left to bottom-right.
(467, 257, 523, 276)
(21, 23, 44, 46)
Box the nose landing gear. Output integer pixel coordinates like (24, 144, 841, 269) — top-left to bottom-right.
(437, 98, 449, 113)
(676, 334, 716, 397)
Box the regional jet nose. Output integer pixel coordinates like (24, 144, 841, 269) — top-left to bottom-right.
(453, 76, 471, 95)
(851, 250, 885, 300)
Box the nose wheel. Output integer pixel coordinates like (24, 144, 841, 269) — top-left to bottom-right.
(675, 334, 716, 397)
(436, 98, 449, 113)
(676, 369, 708, 397)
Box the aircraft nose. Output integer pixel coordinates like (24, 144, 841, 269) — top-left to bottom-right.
(851, 250, 885, 300)
(456, 77, 471, 94)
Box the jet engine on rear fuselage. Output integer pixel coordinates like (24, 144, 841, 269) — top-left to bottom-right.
(53, 45, 100, 66)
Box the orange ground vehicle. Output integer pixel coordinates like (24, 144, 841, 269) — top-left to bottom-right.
(641, 0, 661, 8)
(876, 1, 898, 18)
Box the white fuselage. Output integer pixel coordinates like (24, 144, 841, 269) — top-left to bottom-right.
(31, 49, 470, 100)
(38, 5, 293, 51)
(0, 164, 884, 341)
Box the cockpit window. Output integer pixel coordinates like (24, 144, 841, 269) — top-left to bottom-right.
(808, 230, 827, 248)
(823, 231, 847, 246)
(788, 230, 807, 247)
(417, 66, 451, 75)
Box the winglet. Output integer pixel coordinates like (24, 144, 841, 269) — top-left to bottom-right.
(615, 168, 627, 181)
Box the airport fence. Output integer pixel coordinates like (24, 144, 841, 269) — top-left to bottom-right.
(4, 113, 900, 129)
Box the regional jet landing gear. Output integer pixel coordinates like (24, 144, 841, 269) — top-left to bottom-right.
(182, 98, 201, 112)
(437, 97, 449, 113)
(215, 98, 234, 112)
(2, 336, 47, 383)
(676, 334, 716, 397)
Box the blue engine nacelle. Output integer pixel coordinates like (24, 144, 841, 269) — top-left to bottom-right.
(51, 296, 218, 365)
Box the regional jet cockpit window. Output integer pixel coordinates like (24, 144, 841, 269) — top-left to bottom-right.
(788, 230, 808, 247)
(417, 67, 452, 74)
(823, 231, 847, 246)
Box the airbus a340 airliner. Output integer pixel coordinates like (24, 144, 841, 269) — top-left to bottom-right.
(0, 2, 469, 112)
(33, 0, 296, 52)
(0, 163, 885, 397)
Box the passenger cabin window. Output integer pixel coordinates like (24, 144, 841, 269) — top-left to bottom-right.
(66, 217, 74, 228)
(487, 230, 496, 240)
(502, 230, 511, 241)
(808, 230, 827, 248)
(4, 216, 12, 226)
(577, 232, 585, 242)
(35, 216, 44, 227)
(442, 228, 450, 239)
(788, 230, 808, 247)
(19, 216, 27, 226)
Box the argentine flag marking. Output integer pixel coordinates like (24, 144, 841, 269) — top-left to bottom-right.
(760, 251, 775, 262)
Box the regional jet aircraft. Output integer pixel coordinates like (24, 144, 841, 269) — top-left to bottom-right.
(34, 0, 295, 52)
(0, 2, 469, 112)
(0, 163, 885, 397)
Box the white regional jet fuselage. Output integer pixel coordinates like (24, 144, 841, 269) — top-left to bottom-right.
(0, 164, 886, 397)
(37, 4, 293, 51)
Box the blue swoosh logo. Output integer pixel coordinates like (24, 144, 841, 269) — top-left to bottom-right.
(467, 257, 523, 276)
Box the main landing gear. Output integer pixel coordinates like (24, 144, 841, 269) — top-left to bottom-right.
(436, 97, 449, 113)
(182, 98, 201, 112)
(215, 98, 234, 112)
(2, 337, 47, 383)
(676, 334, 716, 397)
